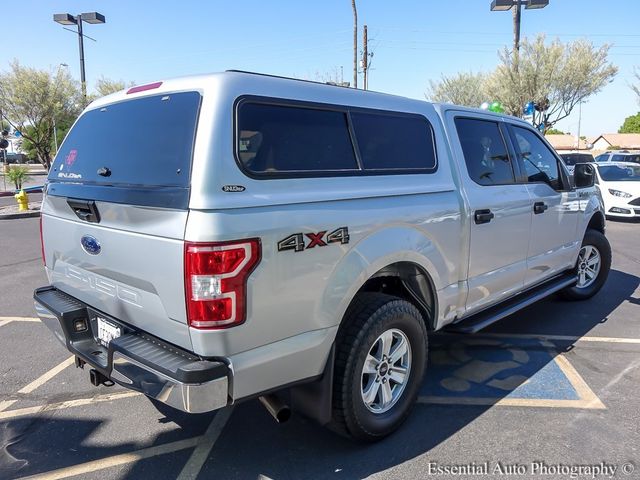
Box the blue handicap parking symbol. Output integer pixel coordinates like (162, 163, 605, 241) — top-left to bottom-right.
(420, 335, 603, 408)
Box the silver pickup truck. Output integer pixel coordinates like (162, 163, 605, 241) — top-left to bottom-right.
(34, 71, 610, 441)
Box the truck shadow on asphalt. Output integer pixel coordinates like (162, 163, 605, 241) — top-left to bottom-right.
(1, 269, 638, 479)
(193, 268, 640, 479)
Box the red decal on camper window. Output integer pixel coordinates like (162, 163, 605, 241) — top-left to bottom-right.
(65, 149, 78, 166)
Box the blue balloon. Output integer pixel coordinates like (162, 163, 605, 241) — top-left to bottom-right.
(523, 102, 535, 116)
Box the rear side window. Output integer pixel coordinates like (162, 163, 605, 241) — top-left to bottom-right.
(236, 98, 438, 177)
(351, 112, 436, 170)
(455, 118, 515, 185)
(237, 102, 358, 174)
(51, 92, 201, 188)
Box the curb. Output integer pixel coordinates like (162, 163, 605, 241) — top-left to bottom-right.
(0, 211, 40, 220)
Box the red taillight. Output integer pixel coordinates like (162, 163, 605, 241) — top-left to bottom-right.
(184, 238, 261, 329)
(39, 215, 46, 266)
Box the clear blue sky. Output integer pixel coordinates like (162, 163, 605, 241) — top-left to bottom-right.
(7, 0, 640, 137)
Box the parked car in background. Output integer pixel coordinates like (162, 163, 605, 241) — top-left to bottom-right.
(559, 152, 595, 175)
(595, 151, 640, 164)
(594, 162, 640, 218)
(3, 153, 28, 164)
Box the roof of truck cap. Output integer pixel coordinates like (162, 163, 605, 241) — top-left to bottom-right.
(84, 70, 434, 110)
(86, 70, 523, 126)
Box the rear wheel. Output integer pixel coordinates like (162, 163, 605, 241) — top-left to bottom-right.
(330, 293, 428, 442)
(561, 229, 611, 300)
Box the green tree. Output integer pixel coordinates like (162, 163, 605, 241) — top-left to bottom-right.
(486, 34, 617, 133)
(93, 76, 134, 98)
(0, 60, 82, 170)
(545, 128, 568, 135)
(618, 112, 640, 133)
(426, 72, 488, 108)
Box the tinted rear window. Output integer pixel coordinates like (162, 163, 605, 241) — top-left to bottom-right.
(351, 112, 436, 170)
(237, 102, 358, 174)
(50, 92, 201, 187)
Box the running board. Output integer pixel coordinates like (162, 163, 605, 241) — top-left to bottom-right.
(446, 274, 578, 334)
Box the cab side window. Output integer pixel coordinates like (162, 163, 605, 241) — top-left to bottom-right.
(512, 126, 563, 191)
(455, 118, 515, 186)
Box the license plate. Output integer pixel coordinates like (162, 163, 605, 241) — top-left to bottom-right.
(97, 317, 121, 347)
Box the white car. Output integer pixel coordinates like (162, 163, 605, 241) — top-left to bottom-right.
(594, 162, 640, 218)
(595, 151, 640, 164)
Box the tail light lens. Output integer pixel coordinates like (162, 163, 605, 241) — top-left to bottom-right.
(184, 238, 261, 329)
(39, 215, 46, 266)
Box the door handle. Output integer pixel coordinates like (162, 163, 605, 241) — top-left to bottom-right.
(534, 202, 548, 214)
(474, 209, 494, 224)
(533, 202, 548, 214)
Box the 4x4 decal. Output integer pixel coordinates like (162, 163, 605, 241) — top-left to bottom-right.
(278, 227, 350, 253)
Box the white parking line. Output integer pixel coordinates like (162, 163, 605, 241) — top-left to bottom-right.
(14, 406, 235, 480)
(0, 356, 74, 412)
(0, 316, 41, 325)
(16, 436, 202, 480)
(0, 391, 141, 420)
(177, 406, 235, 480)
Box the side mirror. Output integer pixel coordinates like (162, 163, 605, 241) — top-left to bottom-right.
(573, 163, 595, 188)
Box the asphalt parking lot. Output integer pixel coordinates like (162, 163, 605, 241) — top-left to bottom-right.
(1, 215, 639, 480)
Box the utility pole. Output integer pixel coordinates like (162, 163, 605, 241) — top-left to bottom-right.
(351, 0, 358, 89)
(576, 101, 582, 150)
(363, 25, 368, 90)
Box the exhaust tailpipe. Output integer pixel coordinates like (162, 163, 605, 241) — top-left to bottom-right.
(259, 394, 291, 423)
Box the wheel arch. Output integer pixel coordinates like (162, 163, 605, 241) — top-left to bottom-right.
(587, 210, 605, 234)
(352, 261, 438, 332)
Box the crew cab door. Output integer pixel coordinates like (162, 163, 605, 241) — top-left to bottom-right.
(507, 125, 580, 287)
(449, 115, 532, 314)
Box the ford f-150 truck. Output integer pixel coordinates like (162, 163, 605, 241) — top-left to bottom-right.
(34, 71, 610, 441)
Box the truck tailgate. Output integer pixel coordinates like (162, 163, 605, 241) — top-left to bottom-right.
(41, 195, 192, 351)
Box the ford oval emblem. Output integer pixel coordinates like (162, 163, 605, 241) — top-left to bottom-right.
(81, 235, 101, 255)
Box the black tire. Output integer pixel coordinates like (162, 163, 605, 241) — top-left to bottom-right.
(561, 229, 611, 301)
(330, 292, 428, 442)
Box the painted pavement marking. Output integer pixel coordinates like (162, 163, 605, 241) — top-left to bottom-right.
(418, 336, 605, 409)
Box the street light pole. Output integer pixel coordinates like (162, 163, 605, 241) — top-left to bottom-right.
(77, 14, 87, 100)
(53, 12, 106, 103)
(512, 2, 521, 55)
(490, 1, 549, 58)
